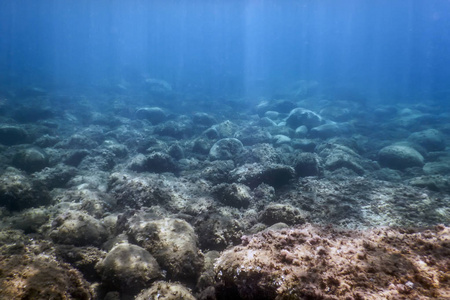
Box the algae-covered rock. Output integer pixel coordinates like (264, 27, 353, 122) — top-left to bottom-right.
(49, 210, 109, 247)
(127, 217, 204, 282)
(12, 147, 50, 173)
(0, 125, 28, 145)
(209, 138, 244, 161)
(0, 168, 51, 211)
(215, 224, 450, 299)
(135, 281, 196, 300)
(0, 235, 93, 300)
(96, 243, 161, 294)
(230, 163, 295, 188)
(379, 144, 424, 170)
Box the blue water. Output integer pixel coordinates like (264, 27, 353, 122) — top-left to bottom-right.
(1, 0, 450, 103)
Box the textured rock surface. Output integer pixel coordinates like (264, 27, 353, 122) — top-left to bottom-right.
(96, 243, 161, 294)
(127, 217, 204, 282)
(214, 224, 450, 299)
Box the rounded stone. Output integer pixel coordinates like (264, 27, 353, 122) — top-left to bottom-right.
(96, 243, 161, 294)
(408, 129, 446, 152)
(135, 281, 196, 300)
(209, 138, 244, 161)
(0, 126, 28, 145)
(12, 147, 49, 173)
(135, 107, 166, 124)
(378, 145, 424, 170)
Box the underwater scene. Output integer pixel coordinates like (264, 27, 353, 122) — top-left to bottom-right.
(0, 1, 449, 299)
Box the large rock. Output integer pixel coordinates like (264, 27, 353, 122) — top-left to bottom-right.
(135, 107, 167, 124)
(12, 147, 49, 173)
(127, 217, 204, 282)
(230, 163, 295, 188)
(0, 126, 28, 145)
(0, 168, 51, 211)
(408, 129, 446, 152)
(285, 108, 324, 129)
(379, 145, 424, 170)
(214, 224, 450, 299)
(135, 281, 196, 300)
(49, 210, 109, 247)
(209, 138, 244, 161)
(96, 243, 161, 294)
(0, 239, 93, 299)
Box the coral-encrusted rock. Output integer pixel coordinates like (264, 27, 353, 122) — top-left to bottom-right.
(49, 210, 108, 247)
(96, 243, 161, 294)
(127, 217, 204, 282)
(0, 168, 51, 211)
(230, 163, 295, 188)
(0, 125, 28, 145)
(209, 138, 244, 161)
(379, 144, 424, 170)
(135, 281, 196, 300)
(214, 224, 450, 299)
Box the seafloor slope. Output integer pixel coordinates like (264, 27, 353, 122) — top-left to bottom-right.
(0, 82, 449, 299)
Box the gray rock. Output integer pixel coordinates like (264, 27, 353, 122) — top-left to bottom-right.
(33, 163, 77, 188)
(128, 152, 178, 173)
(231, 163, 295, 188)
(294, 152, 322, 177)
(264, 110, 280, 120)
(408, 129, 446, 152)
(209, 138, 244, 161)
(379, 144, 424, 170)
(96, 243, 161, 294)
(193, 112, 217, 126)
(423, 162, 450, 175)
(318, 144, 365, 175)
(12, 147, 49, 172)
(0, 126, 28, 145)
(294, 125, 308, 138)
(234, 126, 272, 146)
(236, 143, 282, 165)
(273, 134, 291, 146)
(135, 107, 167, 124)
(286, 108, 324, 129)
(259, 203, 308, 226)
(211, 120, 239, 138)
(310, 122, 348, 139)
(213, 183, 252, 208)
(155, 120, 193, 138)
(0, 168, 51, 211)
(195, 214, 243, 251)
(409, 175, 450, 193)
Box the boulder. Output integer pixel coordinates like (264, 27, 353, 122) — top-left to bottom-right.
(379, 145, 424, 170)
